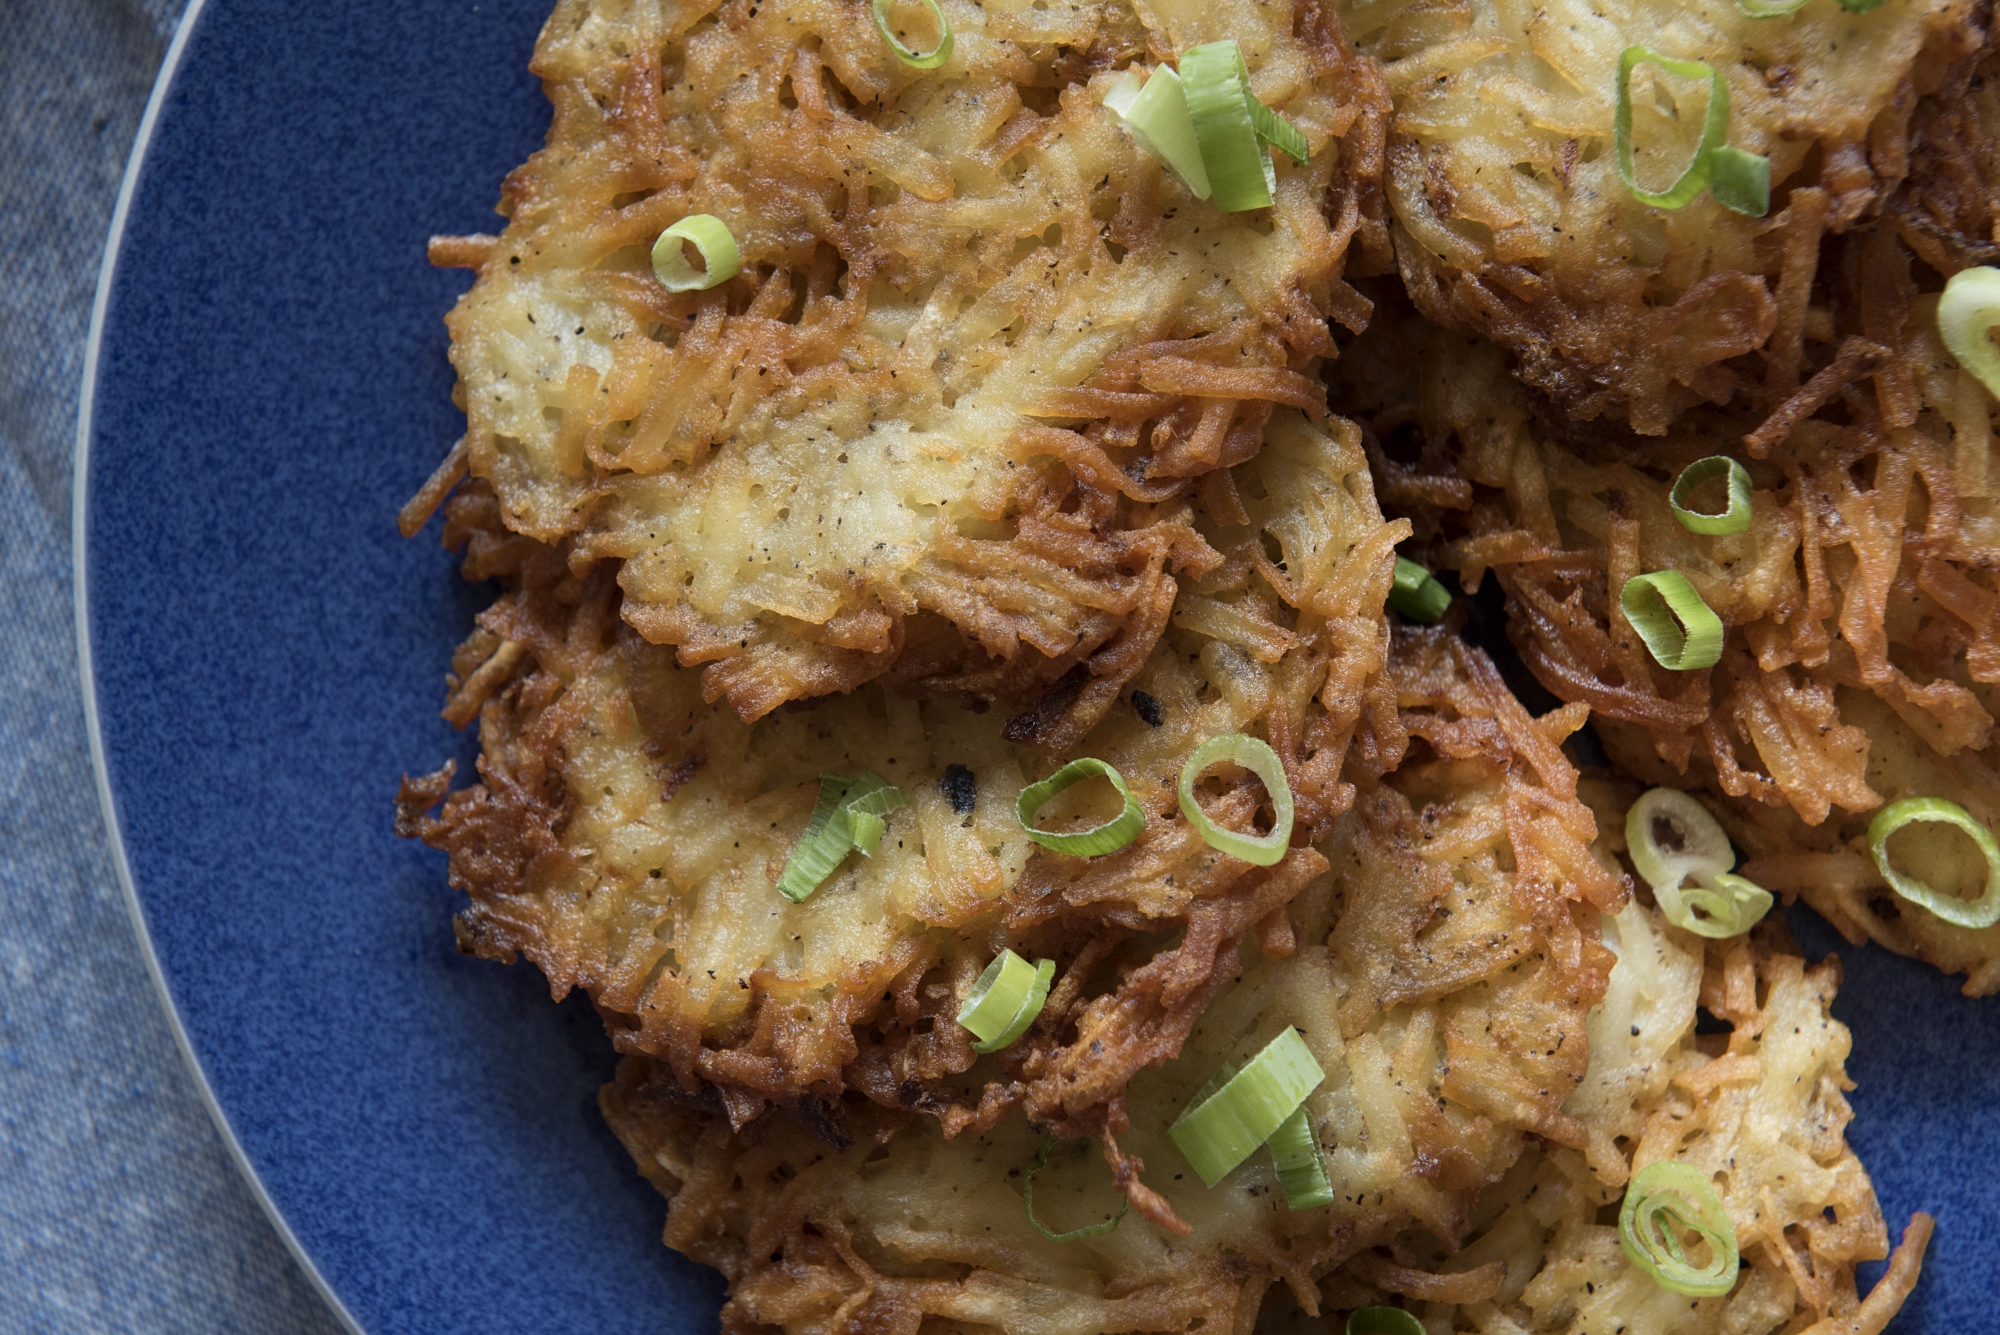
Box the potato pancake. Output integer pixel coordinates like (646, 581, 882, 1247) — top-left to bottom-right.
(594, 777, 1924, 1334)
(403, 408, 1477, 1195)
(1340, 273, 2000, 993)
(1332, 0, 1971, 432)
(428, 0, 1393, 728)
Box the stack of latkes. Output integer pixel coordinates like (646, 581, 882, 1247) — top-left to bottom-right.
(397, 0, 1982, 1328)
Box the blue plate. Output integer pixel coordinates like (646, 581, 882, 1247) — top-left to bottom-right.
(74, 1, 1997, 1331)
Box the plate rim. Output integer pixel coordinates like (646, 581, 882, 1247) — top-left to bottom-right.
(69, 2, 366, 1330)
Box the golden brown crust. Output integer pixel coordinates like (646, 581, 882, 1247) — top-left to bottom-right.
(435, 0, 1395, 721)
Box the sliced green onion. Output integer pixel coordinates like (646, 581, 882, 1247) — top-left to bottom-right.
(839, 769, 908, 856)
(1938, 266, 2000, 402)
(871, 0, 952, 69)
(776, 771, 910, 901)
(1669, 457, 1754, 536)
(957, 949, 1056, 1052)
(1664, 871, 1775, 939)
(1834, 0, 1887, 11)
(1619, 1160, 1740, 1297)
(1181, 41, 1278, 212)
(1103, 66, 1212, 200)
(1170, 1027, 1325, 1187)
(1709, 145, 1770, 217)
(1734, 0, 1810, 16)
(1017, 758, 1146, 856)
(1625, 787, 1735, 894)
(1347, 1309, 1425, 1335)
(1249, 96, 1309, 166)
(651, 215, 741, 292)
(777, 774, 854, 902)
(1388, 556, 1452, 623)
(1613, 47, 1729, 210)
(1023, 1135, 1129, 1242)
(1178, 734, 1295, 866)
(1620, 571, 1724, 671)
(1867, 797, 2000, 929)
(1267, 1105, 1333, 1209)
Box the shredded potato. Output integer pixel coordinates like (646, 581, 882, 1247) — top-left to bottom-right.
(594, 622, 1629, 1330)
(1333, 910, 1931, 1335)
(431, 0, 1393, 726)
(1334, 0, 1969, 432)
(402, 409, 1456, 1208)
(1342, 268, 2000, 992)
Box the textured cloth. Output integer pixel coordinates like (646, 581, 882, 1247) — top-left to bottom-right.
(0, 3, 347, 1331)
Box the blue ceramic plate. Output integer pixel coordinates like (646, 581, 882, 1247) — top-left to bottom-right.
(75, 2, 1998, 1332)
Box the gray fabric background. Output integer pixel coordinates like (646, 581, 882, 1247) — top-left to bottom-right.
(1, 2, 347, 1330)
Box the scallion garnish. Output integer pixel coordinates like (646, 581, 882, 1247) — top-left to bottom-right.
(871, 0, 952, 69)
(1708, 145, 1771, 216)
(1938, 266, 2000, 402)
(1733, 0, 1810, 15)
(1670, 872, 1775, 939)
(1170, 1028, 1324, 1186)
(1866, 797, 2000, 929)
(1613, 47, 1769, 217)
(1016, 758, 1146, 856)
(1625, 788, 1734, 892)
(1624, 788, 1771, 936)
(1618, 1160, 1740, 1297)
(1620, 571, 1724, 671)
(651, 214, 741, 292)
(956, 949, 1056, 1053)
(1023, 1135, 1129, 1242)
(1266, 1105, 1333, 1209)
(1347, 1309, 1425, 1335)
(1178, 734, 1295, 866)
(775, 770, 909, 902)
(1182, 41, 1278, 212)
(1388, 556, 1452, 623)
(1103, 42, 1308, 212)
(1668, 456, 1754, 536)
(1102, 67, 1212, 200)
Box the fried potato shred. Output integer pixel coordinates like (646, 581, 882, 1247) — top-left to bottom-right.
(1336, 0, 1972, 432)
(1347, 261, 2000, 992)
(434, 0, 1393, 726)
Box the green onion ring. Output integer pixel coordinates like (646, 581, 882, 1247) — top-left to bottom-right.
(1023, 1135, 1129, 1242)
(1016, 758, 1146, 856)
(1669, 456, 1754, 535)
(1866, 797, 2000, 929)
(651, 214, 741, 292)
(1388, 556, 1452, 623)
(1619, 1160, 1740, 1297)
(1103, 66, 1212, 199)
(1624, 787, 1735, 895)
(1620, 571, 1724, 671)
(1834, 0, 1887, 11)
(1708, 145, 1771, 217)
(957, 950, 1056, 1052)
(1179, 734, 1295, 866)
(1346, 1309, 1425, 1335)
(1181, 41, 1278, 212)
(1170, 1027, 1325, 1186)
(777, 774, 855, 902)
(1939, 266, 2000, 402)
(1267, 1105, 1333, 1209)
(1734, 0, 1810, 16)
(871, 0, 952, 69)
(1666, 872, 1775, 939)
(1613, 46, 1729, 210)
(840, 769, 909, 856)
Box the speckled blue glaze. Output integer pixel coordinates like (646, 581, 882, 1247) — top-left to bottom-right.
(75, 1, 1995, 1332)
